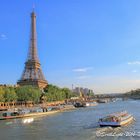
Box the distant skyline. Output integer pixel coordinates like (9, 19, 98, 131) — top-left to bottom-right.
(1, 0, 140, 94)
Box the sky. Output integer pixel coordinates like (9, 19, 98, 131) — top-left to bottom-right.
(1, 0, 140, 94)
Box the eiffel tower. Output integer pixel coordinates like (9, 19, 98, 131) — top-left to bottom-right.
(17, 11, 48, 89)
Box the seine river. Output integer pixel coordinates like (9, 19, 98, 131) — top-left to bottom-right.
(1, 100, 140, 140)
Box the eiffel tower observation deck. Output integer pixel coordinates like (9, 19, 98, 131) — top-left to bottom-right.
(17, 11, 48, 89)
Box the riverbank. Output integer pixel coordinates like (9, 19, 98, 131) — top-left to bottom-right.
(0, 104, 76, 120)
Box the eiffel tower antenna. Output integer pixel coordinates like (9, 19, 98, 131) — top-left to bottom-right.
(17, 10, 48, 89)
(33, 3, 35, 12)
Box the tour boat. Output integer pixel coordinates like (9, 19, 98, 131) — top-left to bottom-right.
(98, 111, 134, 127)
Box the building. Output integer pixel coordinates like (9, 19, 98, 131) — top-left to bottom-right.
(73, 87, 93, 96)
(17, 11, 48, 89)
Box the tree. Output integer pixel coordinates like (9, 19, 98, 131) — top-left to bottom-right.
(87, 90, 94, 97)
(44, 85, 76, 102)
(16, 86, 41, 103)
(44, 84, 61, 101)
(0, 87, 5, 102)
(62, 88, 72, 99)
(4, 87, 17, 102)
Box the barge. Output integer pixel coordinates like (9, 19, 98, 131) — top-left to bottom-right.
(0, 107, 59, 120)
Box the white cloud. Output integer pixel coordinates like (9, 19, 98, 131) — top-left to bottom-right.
(128, 61, 140, 65)
(73, 67, 93, 72)
(0, 34, 7, 40)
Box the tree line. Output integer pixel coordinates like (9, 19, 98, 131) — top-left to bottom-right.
(0, 85, 78, 103)
(125, 89, 140, 99)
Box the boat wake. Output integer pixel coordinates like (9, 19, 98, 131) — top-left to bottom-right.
(83, 122, 99, 129)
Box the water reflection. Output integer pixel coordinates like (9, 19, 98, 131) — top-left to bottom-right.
(22, 118, 34, 124)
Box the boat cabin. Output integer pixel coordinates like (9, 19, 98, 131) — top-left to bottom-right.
(98, 111, 134, 127)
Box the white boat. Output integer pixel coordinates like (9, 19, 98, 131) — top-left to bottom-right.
(98, 111, 134, 127)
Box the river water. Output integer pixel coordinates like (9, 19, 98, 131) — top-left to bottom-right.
(0, 100, 140, 140)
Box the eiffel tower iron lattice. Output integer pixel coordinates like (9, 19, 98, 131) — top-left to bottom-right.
(17, 11, 48, 89)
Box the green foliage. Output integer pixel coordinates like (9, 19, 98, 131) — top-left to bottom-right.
(0, 84, 78, 103)
(44, 85, 76, 102)
(16, 86, 41, 103)
(125, 89, 140, 99)
(0, 87, 17, 102)
(44, 85, 63, 101)
(87, 90, 94, 97)
(4, 87, 17, 102)
(0, 87, 5, 102)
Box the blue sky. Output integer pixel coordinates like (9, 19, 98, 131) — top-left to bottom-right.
(1, 0, 140, 93)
